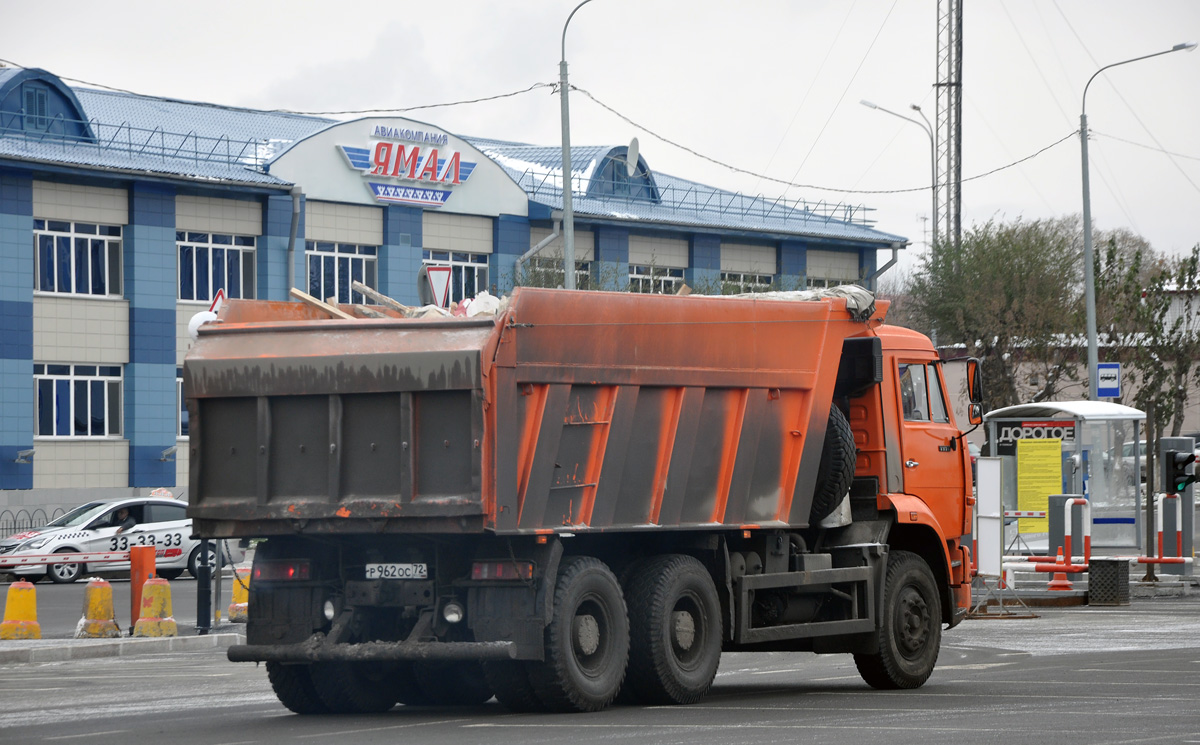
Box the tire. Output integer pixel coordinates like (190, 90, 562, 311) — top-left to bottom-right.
(811, 405, 855, 523)
(157, 569, 183, 581)
(624, 555, 723, 705)
(48, 547, 83, 584)
(854, 550, 942, 689)
(310, 661, 399, 714)
(266, 662, 330, 715)
(414, 662, 494, 705)
(483, 661, 545, 712)
(187, 544, 215, 579)
(526, 556, 629, 712)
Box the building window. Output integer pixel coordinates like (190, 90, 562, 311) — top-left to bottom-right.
(720, 271, 774, 293)
(33, 220, 123, 297)
(805, 276, 859, 289)
(177, 368, 188, 438)
(422, 250, 489, 306)
(525, 256, 592, 290)
(178, 232, 256, 301)
(629, 265, 684, 294)
(23, 84, 49, 131)
(306, 241, 377, 304)
(34, 364, 122, 438)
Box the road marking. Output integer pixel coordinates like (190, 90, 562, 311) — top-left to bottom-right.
(295, 718, 469, 738)
(45, 731, 131, 741)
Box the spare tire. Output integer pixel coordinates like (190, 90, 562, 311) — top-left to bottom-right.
(810, 405, 855, 523)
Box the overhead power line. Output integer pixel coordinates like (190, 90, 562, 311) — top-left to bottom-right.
(573, 85, 1079, 196)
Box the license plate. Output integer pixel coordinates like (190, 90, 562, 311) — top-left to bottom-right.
(365, 563, 428, 580)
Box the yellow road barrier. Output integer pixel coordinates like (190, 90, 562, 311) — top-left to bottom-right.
(75, 578, 121, 638)
(228, 567, 250, 623)
(132, 577, 177, 637)
(0, 580, 41, 640)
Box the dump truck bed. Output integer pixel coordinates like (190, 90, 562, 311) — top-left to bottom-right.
(186, 287, 881, 537)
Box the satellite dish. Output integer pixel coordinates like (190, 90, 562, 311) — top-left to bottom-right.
(626, 137, 640, 177)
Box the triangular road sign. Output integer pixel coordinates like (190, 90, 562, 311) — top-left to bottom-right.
(426, 265, 452, 308)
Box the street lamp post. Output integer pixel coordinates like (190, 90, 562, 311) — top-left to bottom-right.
(1080, 41, 1196, 400)
(861, 100, 938, 247)
(559, 0, 596, 291)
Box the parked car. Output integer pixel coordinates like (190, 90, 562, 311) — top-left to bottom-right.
(0, 496, 242, 583)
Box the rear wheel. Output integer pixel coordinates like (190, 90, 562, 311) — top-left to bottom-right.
(413, 662, 494, 705)
(526, 556, 629, 712)
(48, 547, 83, 584)
(187, 544, 218, 579)
(310, 661, 399, 713)
(854, 550, 942, 689)
(266, 662, 329, 715)
(624, 554, 723, 705)
(483, 661, 545, 712)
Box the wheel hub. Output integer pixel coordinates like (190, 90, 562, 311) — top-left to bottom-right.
(672, 610, 696, 651)
(573, 613, 600, 656)
(897, 588, 929, 655)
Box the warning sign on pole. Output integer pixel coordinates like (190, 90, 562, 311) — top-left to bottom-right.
(209, 287, 226, 314)
(426, 266, 452, 308)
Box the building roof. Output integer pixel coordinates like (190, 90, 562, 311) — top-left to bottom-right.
(0, 68, 331, 188)
(985, 401, 1146, 422)
(0, 67, 908, 245)
(466, 136, 906, 246)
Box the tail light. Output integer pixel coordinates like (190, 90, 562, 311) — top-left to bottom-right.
(471, 560, 534, 581)
(253, 560, 312, 582)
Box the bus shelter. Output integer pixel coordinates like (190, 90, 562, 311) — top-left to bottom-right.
(985, 401, 1144, 550)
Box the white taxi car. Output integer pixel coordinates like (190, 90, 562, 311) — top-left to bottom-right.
(0, 496, 241, 583)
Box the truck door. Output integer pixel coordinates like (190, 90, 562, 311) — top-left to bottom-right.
(896, 362, 967, 530)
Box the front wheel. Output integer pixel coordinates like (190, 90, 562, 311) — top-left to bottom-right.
(48, 547, 83, 584)
(526, 556, 629, 712)
(854, 550, 942, 689)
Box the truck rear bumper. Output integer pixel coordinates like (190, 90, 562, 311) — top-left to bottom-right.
(228, 635, 518, 663)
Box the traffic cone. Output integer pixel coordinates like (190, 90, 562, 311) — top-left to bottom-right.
(132, 577, 178, 637)
(0, 580, 41, 639)
(227, 567, 250, 623)
(75, 578, 121, 638)
(1047, 547, 1074, 591)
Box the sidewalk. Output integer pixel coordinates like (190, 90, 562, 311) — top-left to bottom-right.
(0, 628, 244, 665)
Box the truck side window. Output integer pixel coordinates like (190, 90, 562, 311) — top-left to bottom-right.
(928, 365, 949, 423)
(899, 364, 930, 422)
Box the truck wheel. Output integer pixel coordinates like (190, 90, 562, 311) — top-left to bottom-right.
(266, 662, 330, 715)
(624, 554, 723, 705)
(811, 405, 855, 523)
(527, 556, 629, 712)
(484, 661, 546, 712)
(48, 547, 83, 584)
(414, 662, 495, 705)
(310, 662, 399, 713)
(854, 550, 941, 689)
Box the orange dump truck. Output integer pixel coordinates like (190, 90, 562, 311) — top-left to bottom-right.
(185, 286, 981, 714)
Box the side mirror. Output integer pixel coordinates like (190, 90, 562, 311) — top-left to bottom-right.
(968, 402, 983, 426)
(966, 358, 983, 405)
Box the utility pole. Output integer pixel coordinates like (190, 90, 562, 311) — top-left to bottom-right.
(935, 0, 962, 251)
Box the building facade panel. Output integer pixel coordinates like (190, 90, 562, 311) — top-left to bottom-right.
(175, 194, 262, 235)
(32, 181, 127, 225)
(305, 200, 383, 245)
(32, 440, 129, 489)
(33, 296, 129, 363)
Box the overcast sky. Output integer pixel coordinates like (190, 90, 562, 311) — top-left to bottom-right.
(3, 0, 1197, 275)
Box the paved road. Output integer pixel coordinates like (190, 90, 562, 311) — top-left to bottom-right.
(1, 597, 1197, 745)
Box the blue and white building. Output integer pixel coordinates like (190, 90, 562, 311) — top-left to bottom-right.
(0, 66, 906, 516)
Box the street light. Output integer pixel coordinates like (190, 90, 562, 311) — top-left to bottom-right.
(1080, 41, 1196, 400)
(559, 0, 596, 291)
(861, 100, 938, 247)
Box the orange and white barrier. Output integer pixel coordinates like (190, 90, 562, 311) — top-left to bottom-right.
(0, 547, 183, 570)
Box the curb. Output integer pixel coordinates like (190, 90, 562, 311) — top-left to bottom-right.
(0, 631, 243, 665)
